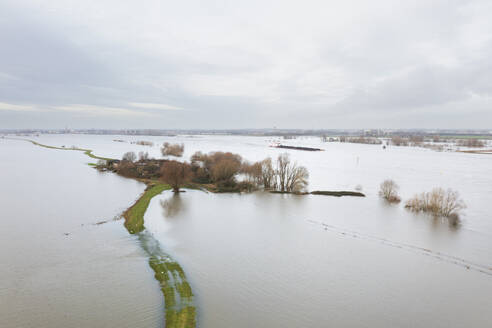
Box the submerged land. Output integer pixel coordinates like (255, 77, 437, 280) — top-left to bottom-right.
(2, 133, 492, 328)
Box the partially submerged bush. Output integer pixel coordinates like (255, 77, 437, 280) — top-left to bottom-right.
(161, 142, 184, 157)
(379, 179, 401, 203)
(405, 188, 466, 219)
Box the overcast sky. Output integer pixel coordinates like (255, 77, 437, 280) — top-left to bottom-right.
(1, 0, 491, 129)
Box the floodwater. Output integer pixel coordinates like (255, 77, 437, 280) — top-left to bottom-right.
(1, 134, 492, 327)
(0, 138, 163, 327)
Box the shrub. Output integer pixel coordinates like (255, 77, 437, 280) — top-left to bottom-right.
(379, 179, 401, 203)
(405, 188, 466, 218)
(161, 142, 184, 157)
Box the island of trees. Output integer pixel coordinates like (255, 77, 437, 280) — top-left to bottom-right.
(99, 143, 310, 194)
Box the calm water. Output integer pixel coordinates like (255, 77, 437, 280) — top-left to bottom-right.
(0, 138, 163, 327)
(1, 134, 492, 327)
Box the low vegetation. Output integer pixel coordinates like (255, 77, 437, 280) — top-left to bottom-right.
(162, 142, 185, 157)
(379, 179, 401, 203)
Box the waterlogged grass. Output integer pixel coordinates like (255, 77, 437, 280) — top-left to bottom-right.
(149, 256, 195, 327)
(166, 306, 196, 328)
(123, 183, 171, 234)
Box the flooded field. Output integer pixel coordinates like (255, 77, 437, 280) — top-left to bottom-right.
(1, 134, 492, 327)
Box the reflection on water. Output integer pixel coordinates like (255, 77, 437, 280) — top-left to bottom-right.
(160, 193, 185, 218)
(144, 190, 492, 328)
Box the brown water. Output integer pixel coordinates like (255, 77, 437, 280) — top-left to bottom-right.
(1, 135, 492, 327)
(0, 139, 163, 327)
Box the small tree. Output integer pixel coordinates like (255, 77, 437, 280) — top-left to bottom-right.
(122, 151, 136, 162)
(379, 179, 401, 203)
(160, 161, 192, 192)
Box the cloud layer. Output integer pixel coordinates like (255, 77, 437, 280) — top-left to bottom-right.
(1, 0, 491, 129)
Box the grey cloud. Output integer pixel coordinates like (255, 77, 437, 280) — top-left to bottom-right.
(0, 0, 491, 129)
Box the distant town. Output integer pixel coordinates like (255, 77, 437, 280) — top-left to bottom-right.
(2, 128, 492, 138)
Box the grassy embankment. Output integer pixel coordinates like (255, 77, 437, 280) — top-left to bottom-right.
(27, 140, 114, 163)
(122, 182, 196, 327)
(24, 138, 197, 328)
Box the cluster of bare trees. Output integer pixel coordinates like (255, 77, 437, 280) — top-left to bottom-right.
(457, 139, 485, 148)
(161, 142, 184, 157)
(116, 147, 309, 193)
(191, 151, 243, 186)
(241, 153, 309, 192)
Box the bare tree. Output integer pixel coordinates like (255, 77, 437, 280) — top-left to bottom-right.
(274, 153, 309, 192)
(161, 142, 184, 157)
(241, 161, 263, 185)
(122, 151, 137, 162)
(160, 161, 192, 192)
(138, 151, 149, 161)
(261, 158, 275, 189)
(379, 179, 401, 203)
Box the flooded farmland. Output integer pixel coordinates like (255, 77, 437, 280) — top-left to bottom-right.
(1, 134, 492, 327)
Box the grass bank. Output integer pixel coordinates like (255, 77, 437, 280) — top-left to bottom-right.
(123, 183, 171, 234)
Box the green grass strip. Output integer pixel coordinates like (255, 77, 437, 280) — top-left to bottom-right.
(123, 183, 171, 234)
